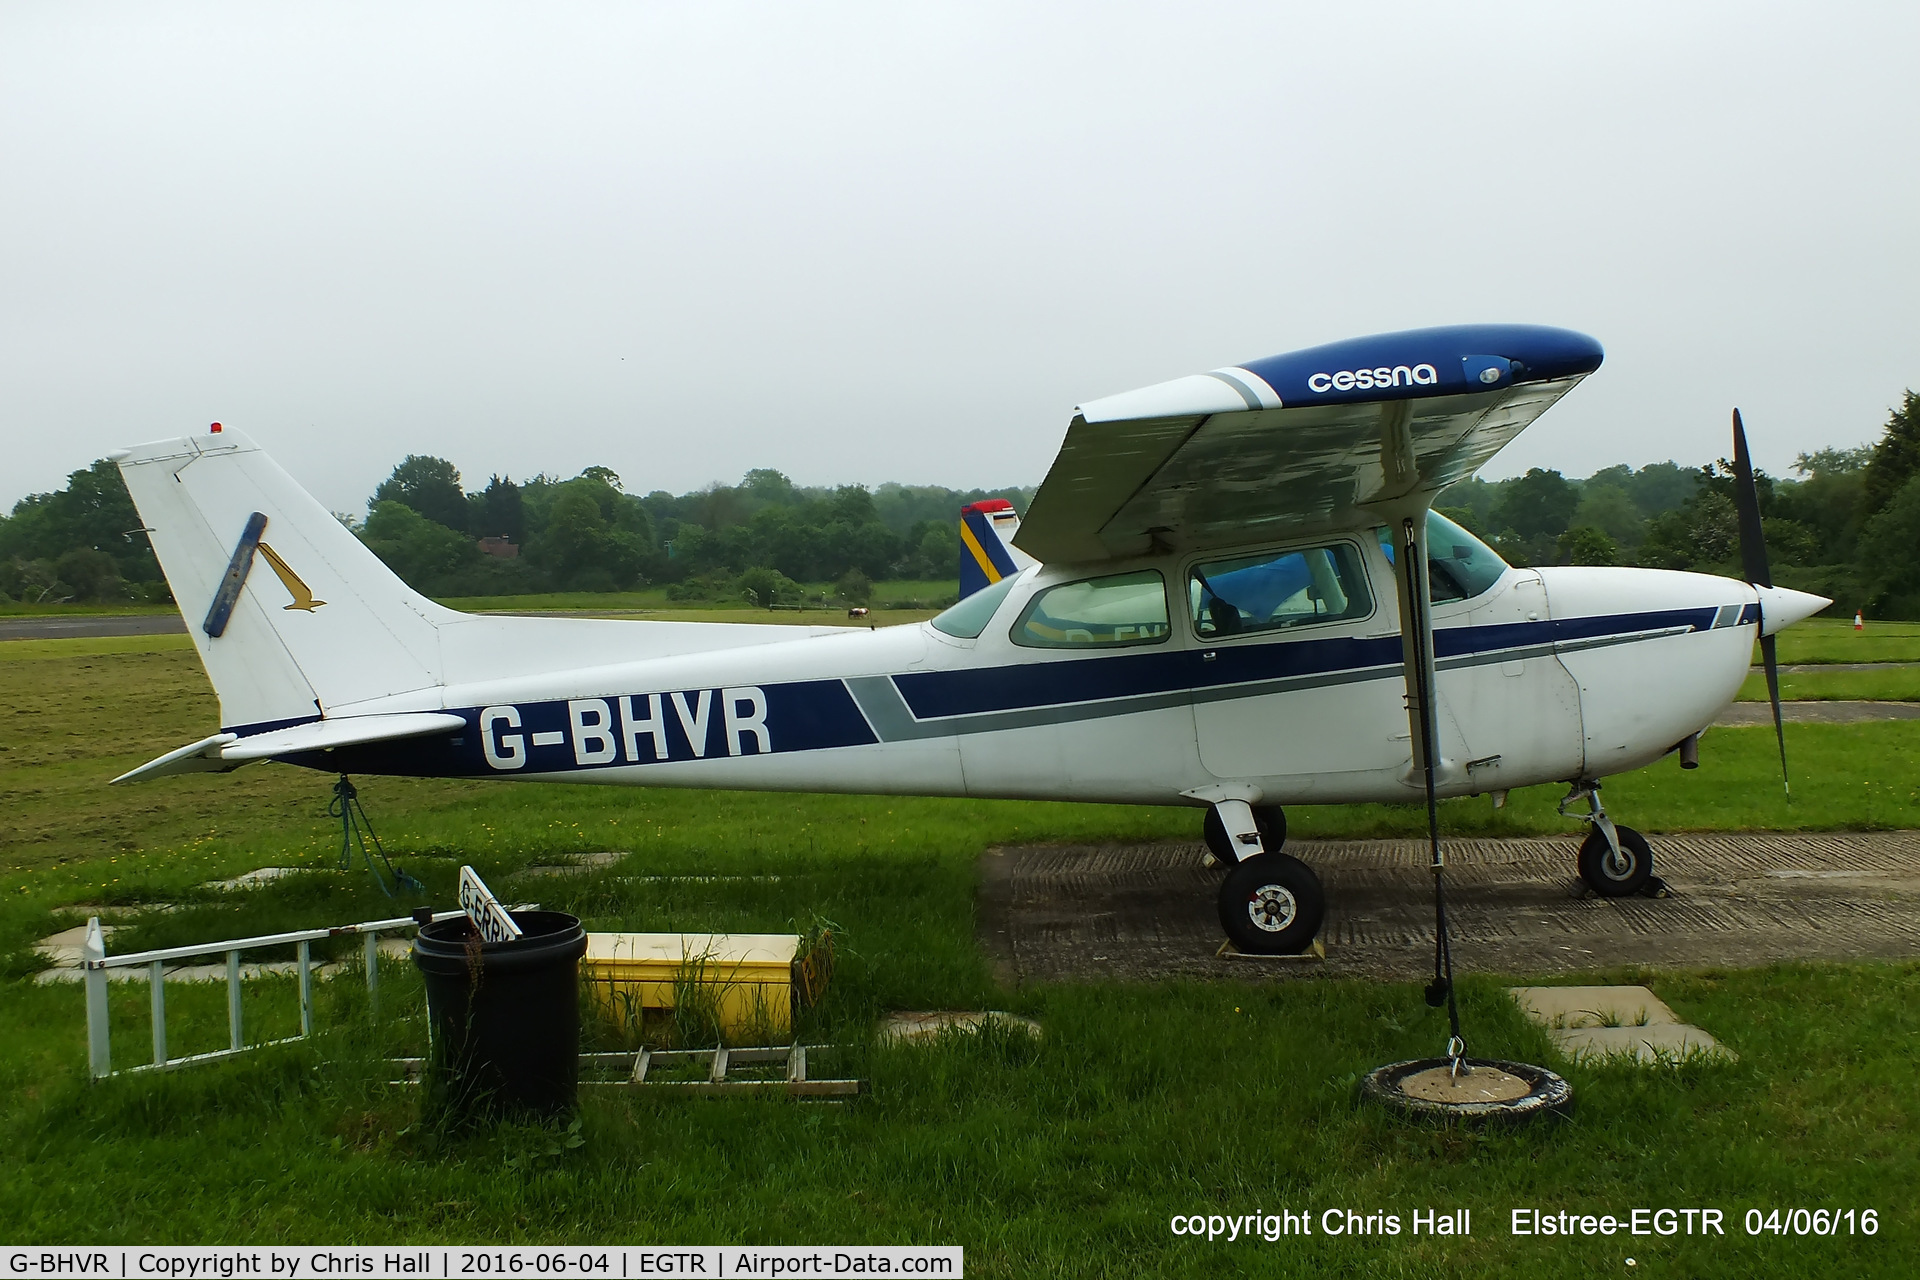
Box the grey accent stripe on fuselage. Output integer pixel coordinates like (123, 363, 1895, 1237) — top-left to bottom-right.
(845, 622, 1698, 744)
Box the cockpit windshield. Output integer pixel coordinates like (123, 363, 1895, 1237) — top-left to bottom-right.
(1376, 512, 1510, 603)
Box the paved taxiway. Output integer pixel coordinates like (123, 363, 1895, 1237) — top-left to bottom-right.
(980, 832, 1920, 983)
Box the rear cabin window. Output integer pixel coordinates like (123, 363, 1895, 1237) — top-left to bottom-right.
(1011, 570, 1170, 648)
(1189, 543, 1373, 638)
(929, 574, 1019, 639)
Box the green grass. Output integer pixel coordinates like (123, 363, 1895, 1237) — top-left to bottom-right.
(1763, 617, 1920, 665)
(5, 635, 1920, 1272)
(1739, 665, 1920, 702)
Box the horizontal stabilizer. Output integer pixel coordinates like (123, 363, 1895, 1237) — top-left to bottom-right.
(220, 712, 466, 760)
(111, 733, 240, 784)
(113, 713, 465, 784)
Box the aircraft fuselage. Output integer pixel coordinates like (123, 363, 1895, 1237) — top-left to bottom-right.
(298, 544, 1763, 809)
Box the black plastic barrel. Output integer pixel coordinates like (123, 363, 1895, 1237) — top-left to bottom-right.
(412, 910, 588, 1118)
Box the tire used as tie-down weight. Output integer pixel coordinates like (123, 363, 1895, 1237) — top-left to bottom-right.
(413, 910, 588, 1118)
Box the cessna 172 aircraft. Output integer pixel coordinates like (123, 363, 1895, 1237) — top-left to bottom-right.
(110, 324, 1827, 954)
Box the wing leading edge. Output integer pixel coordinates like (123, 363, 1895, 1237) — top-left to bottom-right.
(1016, 324, 1603, 564)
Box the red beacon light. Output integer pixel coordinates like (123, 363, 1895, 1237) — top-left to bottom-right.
(210, 422, 222, 434)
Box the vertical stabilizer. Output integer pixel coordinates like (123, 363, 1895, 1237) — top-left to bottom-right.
(114, 429, 455, 731)
(958, 499, 1036, 598)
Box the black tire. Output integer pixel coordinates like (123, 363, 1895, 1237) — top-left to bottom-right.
(1202, 804, 1288, 863)
(1217, 853, 1323, 954)
(1578, 824, 1653, 897)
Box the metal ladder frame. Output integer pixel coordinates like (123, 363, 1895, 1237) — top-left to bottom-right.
(80, 910, 467, 1080)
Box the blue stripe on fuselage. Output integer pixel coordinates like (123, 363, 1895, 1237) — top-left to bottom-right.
(894, 606, 1721, 721)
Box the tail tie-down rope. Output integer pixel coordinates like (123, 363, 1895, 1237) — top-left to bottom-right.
(328, 775, 423, 898)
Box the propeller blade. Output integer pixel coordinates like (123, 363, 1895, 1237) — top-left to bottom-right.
(1760, 633, 1789, 797)
(1732, 409, 1790, 795)
(1730, 409, 1772, 589)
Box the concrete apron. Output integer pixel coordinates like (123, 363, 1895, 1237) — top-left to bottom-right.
(1510, 984, 1736, 1065)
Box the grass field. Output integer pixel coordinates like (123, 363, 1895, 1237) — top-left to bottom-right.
(1738, 665, 1920, 702)
(1764, 617, 1920, 664)
(3, 631, 1917, 1274)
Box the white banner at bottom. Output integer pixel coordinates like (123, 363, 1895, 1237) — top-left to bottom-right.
(1, 1248, 962, 1279)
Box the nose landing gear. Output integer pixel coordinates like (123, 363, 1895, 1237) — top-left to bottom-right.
(1202, 802, 1287, 865)
(1561, 781, 1667, 898)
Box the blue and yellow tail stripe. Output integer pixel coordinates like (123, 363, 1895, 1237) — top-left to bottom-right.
(959, 508, 1020, 599)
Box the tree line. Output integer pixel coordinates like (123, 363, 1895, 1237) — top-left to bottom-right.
(351, 457, 1029, 606)
(1438, 390, 1920, 616)
(4, 388, 1916, 615)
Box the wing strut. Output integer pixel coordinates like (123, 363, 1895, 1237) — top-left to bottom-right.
(1393, 513, 1465, 1069)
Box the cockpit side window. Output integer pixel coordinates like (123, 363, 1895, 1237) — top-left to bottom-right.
(1189, 542, 1373, 639)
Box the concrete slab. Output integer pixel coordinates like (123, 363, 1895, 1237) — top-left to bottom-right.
(1549, 1024, 1736, 1065)
(200, 867, 306, 891)
(878, 1011, 1043, 1044)
(513, 851, 628, 879)
(33, 923, 119, 968)
(1509, 985, 1680, 1030)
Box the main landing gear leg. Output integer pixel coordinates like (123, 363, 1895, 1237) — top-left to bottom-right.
(1201, 801, 1287, 866)
(1560, 781, 1666, 898)
(1202, 802, 1322, 954)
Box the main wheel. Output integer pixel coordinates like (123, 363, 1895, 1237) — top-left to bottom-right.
(1202, 804, 1288, 863)
(1217, 853, 1324, 954)
(1577, 825, 1653, 897)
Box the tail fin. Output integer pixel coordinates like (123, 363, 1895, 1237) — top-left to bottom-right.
(958, 499, 1036, 598)
(114, 428, 456, 732)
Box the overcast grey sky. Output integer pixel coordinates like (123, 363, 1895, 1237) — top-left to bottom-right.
(3, 3, 1916, 515)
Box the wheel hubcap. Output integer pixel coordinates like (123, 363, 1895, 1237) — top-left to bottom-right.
(1246, 883, 1298, 932)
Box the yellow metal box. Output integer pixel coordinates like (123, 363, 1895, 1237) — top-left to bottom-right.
(581, 932, 797, 1041)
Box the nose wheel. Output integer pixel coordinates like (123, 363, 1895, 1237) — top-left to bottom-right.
(1217, 853, 1325, 954)
(1578, 824, 1654, 897)
(1562, 781, 1663, 897)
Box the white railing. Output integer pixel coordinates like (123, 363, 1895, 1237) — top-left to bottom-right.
(79, 909, 468, 1080)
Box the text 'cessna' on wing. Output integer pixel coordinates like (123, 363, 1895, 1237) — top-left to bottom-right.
(1307, 364, 1439, 393)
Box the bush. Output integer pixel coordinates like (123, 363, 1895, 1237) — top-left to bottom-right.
(834, 568, 873, 606)
(736, 567, 801, 609)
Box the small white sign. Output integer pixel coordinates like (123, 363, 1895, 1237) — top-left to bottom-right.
(458, 865, 523, 942)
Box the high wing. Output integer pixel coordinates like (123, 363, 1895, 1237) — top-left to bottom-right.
(1014, 324, 1604, 564)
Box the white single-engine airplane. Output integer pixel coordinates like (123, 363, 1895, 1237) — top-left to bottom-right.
(111, 324, 1827, 954)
